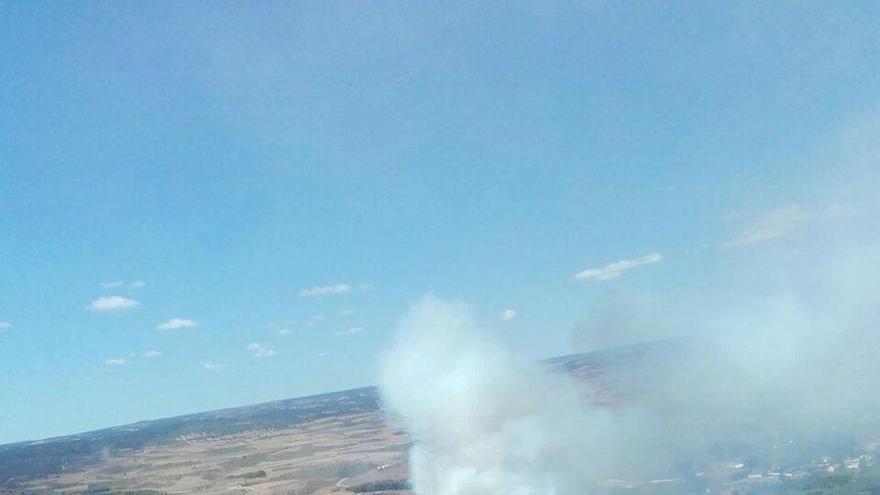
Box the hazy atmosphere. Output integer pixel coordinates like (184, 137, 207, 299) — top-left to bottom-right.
(2, 3, 879, 495)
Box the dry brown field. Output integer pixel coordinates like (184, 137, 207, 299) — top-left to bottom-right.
(17, 411, 411, 495)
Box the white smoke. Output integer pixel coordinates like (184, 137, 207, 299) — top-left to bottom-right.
(380, 297, 628, 495)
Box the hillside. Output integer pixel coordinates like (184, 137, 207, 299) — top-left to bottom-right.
(0, 340, 686, 492)
(1, 338, 875, 495)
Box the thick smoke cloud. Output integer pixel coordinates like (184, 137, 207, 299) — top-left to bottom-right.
(380, 297, 638, 495)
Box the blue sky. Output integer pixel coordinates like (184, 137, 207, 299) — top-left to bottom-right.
(2, 2, 879, 444)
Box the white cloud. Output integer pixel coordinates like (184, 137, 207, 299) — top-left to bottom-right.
(726, 206, 811, 246)
(156, 318, 198, 331)
(334, 326, 364, 337)
(89, 296, 140, 311)
(277, 328, 292, 336)
(501, 309, 518, 321)
(299, 284, 351, 297)
(142, 350, 163, 359)
(129, 280, 146, 290)
(0, 321, 10, 331)
(100, 281, 124, 289)
(105, 358, 129, 366)
(247, 342, 277, 358)
(201, 361, 226, 373)
(574, 252, 662, 282)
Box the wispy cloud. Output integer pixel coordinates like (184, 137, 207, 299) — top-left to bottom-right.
(247, 342, 277, 358)
(277, 328, 292, 336)
(501, 309, 518, 321)
(299, 284, 352, 297)
(726, 206, 811, 246)
(0, 321, 10, 332)
(142, 350, 163, 359)
(574, 253, 662, 282)
(726, 204, 858, 247)
(89, 296, 140, 311)
(201, 361, 226, 373)
(156, 318, 198, 331)
(100, 280, 145, 291)
(105, 358, 129, 366)
(334, 326, 364, 337)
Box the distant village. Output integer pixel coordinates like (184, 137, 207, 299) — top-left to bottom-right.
(602, 439, 878, 495)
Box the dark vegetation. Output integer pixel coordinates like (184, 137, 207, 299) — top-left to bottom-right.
(347, 479, 411, 492)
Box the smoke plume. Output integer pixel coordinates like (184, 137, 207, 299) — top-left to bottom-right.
(380, 297, 633, 495)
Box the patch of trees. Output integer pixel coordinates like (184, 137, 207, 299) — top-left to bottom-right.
(228, 470, 267, 479)
(347, 479, 410, 493)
